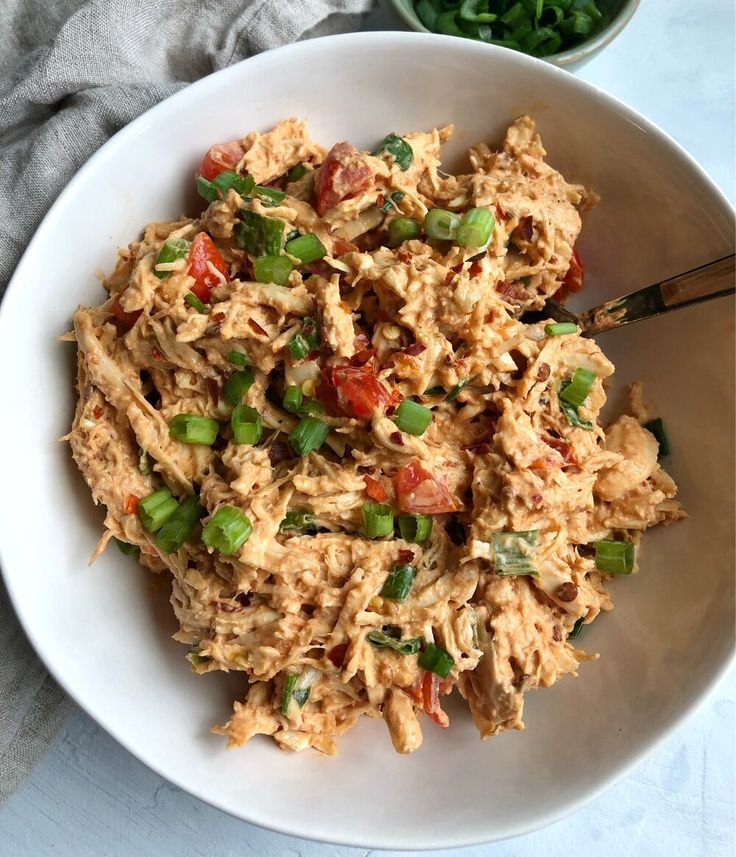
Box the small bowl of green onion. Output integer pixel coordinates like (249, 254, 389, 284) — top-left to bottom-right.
(390, 0, 640, 69)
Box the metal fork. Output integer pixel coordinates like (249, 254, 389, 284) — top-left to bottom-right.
(521, 254, 735, 335)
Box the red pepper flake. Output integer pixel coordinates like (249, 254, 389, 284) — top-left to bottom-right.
(403, 343, 426, 357)
(248, 318, 267, 336)
(206, 378, 220, 404)
(376, 193, 385, 208)
(484, 309, 496, 323)
(444, 270, 456, 286)
(397, 549, 414, 563)
(350, 348, 376, 367)
(327, 643, 349, 668)
(152, 347, 164, 361)
(469, 260, 483, 277)
(389, 431, 404, 446)
(495, 202, 507, 221)
(124, 494, 139, 515)
(92, 405, 104, 419)
(353, 333, 370, 351)
(397, 248, 412, 264)
(364, 475, 388, 502)
(212, 312, 225, 322)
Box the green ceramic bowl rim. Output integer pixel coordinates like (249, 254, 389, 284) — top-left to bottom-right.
(389, 0, 641, 66)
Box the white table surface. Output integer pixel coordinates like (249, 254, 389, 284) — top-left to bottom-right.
(2, 1, 734, 855)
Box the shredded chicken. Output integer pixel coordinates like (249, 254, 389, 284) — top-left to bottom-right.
(67, 116, 682, 756)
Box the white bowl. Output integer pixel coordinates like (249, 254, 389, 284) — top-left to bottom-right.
(0, 32, 733, 850)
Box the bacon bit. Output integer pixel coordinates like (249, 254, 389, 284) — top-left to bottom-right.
(422, 671, 449, 728)
(248, 318, 267, 336)
(466, 441, 490, 455)
(389, 388, 403, 406)
(531, 493, 544, 507)
(389, 431, 404, 446)
(496, 280, 525, 301)
(152, 347, 164, 361)
(396, 248, 412, 264)
(543, 435, 575, 463)
(327, 643, 349, 668)
(469, 260, 483, 277)
(552, 624, 563, 642)
(385, 405, 396, 417)
(397, 549, 414, 563)
(495, 202, 507, 221)
(550, 255, 558, 264)
(206, 378, 220, 404)
(210, 600, 243, 613)
(444, 270, 456, 286)
(124, 495, 139, 515)
(536, 363, 551, 382)
(553, 248, 583, 302)
(364, 475, 388, 502)
(518, 215, 533, 241)
(353, 333, 370, 351)
(333, 236, 358, 256)
(349, 348, 377, 368)
(402, 343, 426, 357)
(234, 592, 251, 607)
(529, 457, 555, 471)
(376, 193, 385, 208)
(92, 406, 104, 419)
(484, 308, 496, 323)
(212, 312, 226, 322)
(268, 441, 293, 464)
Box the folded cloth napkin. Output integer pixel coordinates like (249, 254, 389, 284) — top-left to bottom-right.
(0, 0, 373, 804)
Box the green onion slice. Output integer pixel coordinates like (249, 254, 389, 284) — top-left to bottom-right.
(153, 238, 190, 280)
(234, 210, 284, 257)
(184, 292, 208, 313)
(231, 404, 262, 445)
(456, 208, 495, 248)
(138, 487, 179, 533)
(394, 398, 432, 436)
(201, 506, 253, 555)
(285, 232, 327, 264)
(559, 392, 594, 431)
(398, 513, 433, 543)
(228, 350, 249, 367)
(372, 133, 414, 171)
(423, 385, 445, 396)
(559, 368, 596, 408)
(545, 321, 578, 336)
(418, 642, 454, 678)
(282, 385, 303, 414)
(281, 670, 316, 714)
(593, 539, 634, 575)
(254, 185, 286, 206)
(186, 649, 210, 668)
(287, 163, 309, 182)
(287, 334, 310, 361)
(254, 254, 293, 286)
(388, 217, 421, 248)
(568, 616, 585, 640)
(362, 502, 394, 539)
(381, 190, 406, 212)
(492, 529, 539, 576)
(155, 495, 205, 554)
(380, 563, 417, 602)
(223, 367, 255, 406)
(644, 417, 671, 458)
(367, 630, 422, 655)
(289, 416, 330, 456)
(114, 537, 139, 555)
(446, 378, 469, 402)
(196, 175, 218, 203)
(279, 509, 318, 534)
(168, 414, 219, 446)
(424, 208, 461, 241)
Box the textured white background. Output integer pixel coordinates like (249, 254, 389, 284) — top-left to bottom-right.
(1, 1, 734, 854)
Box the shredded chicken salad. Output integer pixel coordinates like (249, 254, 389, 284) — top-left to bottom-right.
(67, 116, 683, 755)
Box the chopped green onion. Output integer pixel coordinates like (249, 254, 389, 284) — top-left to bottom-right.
(254, 185, 286, 206)
(394, 398, 432, 436)
(381, 190, 406, 212)
(424, 208, 461, 241)
(593, 539, 635, 575)
(559, 368, 596, 408)
(287, 334, 310, 361)
(559, 395, 594, 431)
(153, 238, 190, 280)
(459, 0, 497, 23)
(196, 175, 218, 203)
(281, 672, 298, 714)
(372, 133, 414, 171)
(299, 399, 324, 416)
(388, 217, 421, 248)
(234, 210, 284, 257)
(415, 0, 439, 29)
(138, 487, 179, 533)
(302, 317, 321, 349)
(456, 208, 495, 248)
(289, 416, 330, 456)
(231, 404, 262, 445)
(285, 232, 327, 264)
(644, 417, 671, 458)
(184, 292, 208, 313)
(286, 228, 301, 242)
(545, 321, 578, 336)
(200, 170, 254, 198)
(281, 670, 315, 713)
(367, 630, 422, 655)
(202, 505, 253, 555)
(418, 642, 454, 678)
(287, 163, 309, 182)
(380, 563, 417, 602)
(446, 379, 469, 402)
(168, 414, 219, 446)
(223, 368, 254, 406)
(282, 385, 303, 414)
(492, 529, 539, 576)
(185, 649, 210, 668)
(155, 495, 205, 553)
(398, 513, 433, 543)
(279, 509, 318, 534)
(568, 616, 585, 640)
(228, 350, 249, 367)
(114, 537, 138, 555)
(423, 385, 445, 396)
(362, 502, 394, 539)
(254, 254, 293, 286)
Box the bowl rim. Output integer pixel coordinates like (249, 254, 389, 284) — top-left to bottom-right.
(0, 29, 733, 851)
(389, 0, 642, 65)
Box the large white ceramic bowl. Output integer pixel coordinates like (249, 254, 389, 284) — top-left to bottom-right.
(0, 32, 733, 850)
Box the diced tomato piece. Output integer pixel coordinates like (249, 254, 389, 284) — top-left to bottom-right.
(317, 364, 390, 420)
(198, 139, 245, 181)
(364, 475, 388, 502)
(187, 232, 228, 302)
(395, 460, 455, 515)
(554, 248, 585, 302)
(422, 671, 449, 728)
(327, 643, 349, 668)
(315, 142, 373, 216)
(124, 494, 139, 515)
(109, 292, 142, 330)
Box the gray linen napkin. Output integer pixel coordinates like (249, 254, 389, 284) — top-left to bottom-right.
(0, 0, 373, 804)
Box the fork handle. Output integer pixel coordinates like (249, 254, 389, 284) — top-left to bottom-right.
(582, 254, 735, 335)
